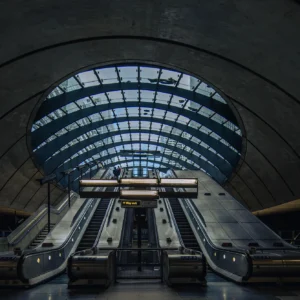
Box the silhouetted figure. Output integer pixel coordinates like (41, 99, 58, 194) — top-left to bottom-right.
(113, 167, 118, 179)
(117, 166, 122, 177)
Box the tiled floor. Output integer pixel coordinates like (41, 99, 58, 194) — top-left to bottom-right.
(1, 273, 300, 300)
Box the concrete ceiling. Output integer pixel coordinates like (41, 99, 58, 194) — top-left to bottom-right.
(0, 0, 299, 212)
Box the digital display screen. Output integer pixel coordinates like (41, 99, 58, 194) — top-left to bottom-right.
(121, 200, 141, 207)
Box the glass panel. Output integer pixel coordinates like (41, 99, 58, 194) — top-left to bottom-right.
(76, 71, 100, 87)
(76, 97, 94, 109)
(47, 87, 64, 99)
(92, 93, 109, 105)
(140, 66, 160, 83)
(212, 93, 226, 103)
(124, 90, 139, 101)
(140, 90, 155, 103)
(187, 100, 201, 112)
(61, 102, 80, 114)
(96, 67, 118, 84)
(119, 66, 138, 83)
(196, 82, 215, 97)
(108, 91, 124, 103)
(177, 74, 193, 91)
(159, 69, 180, 87)
(59, 77, 81, 92)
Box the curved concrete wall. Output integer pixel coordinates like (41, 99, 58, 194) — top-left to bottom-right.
(0, 0, 299, 211)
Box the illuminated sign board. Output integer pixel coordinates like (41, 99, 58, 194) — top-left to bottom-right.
(121, 200, 157, 208)
(121, 200, 141, 207)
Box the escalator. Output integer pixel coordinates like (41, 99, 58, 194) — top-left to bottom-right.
(169, 169, 300, 283)
(27, 223, 55, 250)
(0, 169, 112, 287)
(118, 208, 134, 265)
(76, 198, 111, 251)
(168, 198, 200, 252)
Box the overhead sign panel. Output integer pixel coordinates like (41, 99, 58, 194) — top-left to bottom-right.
(121, 200, 158, 208)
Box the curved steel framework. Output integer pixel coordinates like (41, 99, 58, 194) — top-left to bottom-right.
(30, 64, 243, 189)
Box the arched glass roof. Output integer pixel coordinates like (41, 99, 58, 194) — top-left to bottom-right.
(30, 64, 243, 191)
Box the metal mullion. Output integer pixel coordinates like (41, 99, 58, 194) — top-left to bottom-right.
(51, 125, 72, 157)
(94, 127, 108, 159)
(60, 107, 68, 114)
(210, 91, 217, 99)
(147, 132, 152, 169)
(152, 87, 166, 157)
(137, 66, 143, 170)
(192, 80, 202, 92)
(174, 118, 220, 168)
(57, 108, 66, 117)
(164, 99, 190, 166)
(88, 95, 97, 106)
(124, 106, 133, 158)
(150, 68, 162, 126)
(147, 68, 162, 154)
(168, 117, 194, 161)
(58, 86, 66, 94)
(139, 131, 142, 169)
(175, 73, 183, 88)
(115, 66, 127, 107)
(73, 100, 82, 110)
(107, 122, 120, 163)
(156, 134, 165, 166)
(47, 114, 56, 121)
(171, 120, 192, 153)
(127, 116, 132, 155)
(74, 75, 85, 88)
(158, 132, 168, 165)
(163, 114, 180, 165)
(93, 69, 103, 86)
(156, 94, 176, 160)
(113, 109, 126, 158)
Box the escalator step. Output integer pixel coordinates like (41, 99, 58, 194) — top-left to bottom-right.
(76, 198, 111, 251)
(169, 198, 201, 252)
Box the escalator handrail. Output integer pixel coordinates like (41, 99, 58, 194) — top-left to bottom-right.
(169, 170, 249, 256)
(162, 198, 173, 228)
(9, 194, 78, 246)
(70, 198, 92, 227)
(119, 206, 129, 248)
(106, 199, 116, 228)
(168, 170, 253, 280)
(188, 197, 207, 228)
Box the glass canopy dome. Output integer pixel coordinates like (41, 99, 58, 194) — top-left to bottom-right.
(30, 63, 243, 191)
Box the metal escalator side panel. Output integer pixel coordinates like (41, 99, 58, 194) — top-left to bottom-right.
(179, 197, 250, 282)
(68, 251, 115, 287)
(10, 169, 111, 286)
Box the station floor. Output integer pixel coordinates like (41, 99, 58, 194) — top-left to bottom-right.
(1, 272, 300, 300)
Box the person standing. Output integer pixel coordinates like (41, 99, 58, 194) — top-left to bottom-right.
(113, 167, 118, 179)
(117, 166, 122, 177)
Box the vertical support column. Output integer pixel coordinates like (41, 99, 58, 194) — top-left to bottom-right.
(114, 250, 118, 283)
(47, 181, 51, 233)
(137, 208, 142, 272)
(160, 249, 164, 283)
(68, 173, 71, 208)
